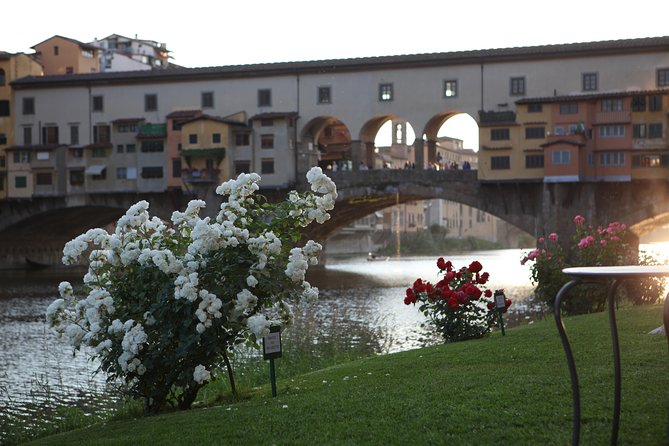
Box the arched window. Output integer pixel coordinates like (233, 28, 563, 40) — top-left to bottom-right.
(0, 69, 5, 86)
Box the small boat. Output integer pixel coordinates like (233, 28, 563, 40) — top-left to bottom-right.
(367, 252, 389, 262)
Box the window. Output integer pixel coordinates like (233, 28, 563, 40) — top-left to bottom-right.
(633, 124, 647, 139)
(443, 80, 457, 98)
(510, 77, 525, 96)
(15, 176, 27, 188)
(632, 95, 646, 112)
(0, 134, 6, 145)
(657, 68, 669, 87)
(42, 126, 59, 144)
(92, 168, 107, 181)
(600, 152, 625, 166)
(188, 134, 198, 144)
(202, 92, 214, 109)
(490, 128, 510, 140)
(92, 147, 106, 157)
(23, 97, 35, 115)
(601, 98, 623, 112)
(116, 167, 127, 179)
(490, 156, 510, 170)
(36, 172, 52, 185)
(318, 86, 331, 104)
(260, 118, 273, 127)
(525, 154, 544, 168)
(0, 100, 9, 116)
(0, 69, 4, 86)
(560, 103, 578, 114)
(599, 125, 625, 137)
(54, 45, 59, 56)
(525, 127, 545, 139)
(649, 95, 663, 112)
(69, 169, 84, 186)
(379, 83, 393, 101)
(141, 166, 163, 178)
(528, 103, 543, 113)
(141, 141, 164, 152)
(649, 123, 663, 138)
(552, 150, 571, 165)
(258, 89, 271, 107)
(633, 154, 668, 167)
(117, 144, 124, 153)
(126, 144, 136, 153)
(582, 73, 598, 91)
(261, 134, 274, 149)
(92, 95, 104, 112)
(172, 158, 181, 178)
(236, 133, 250, 146)
(13, 151, 29, 163)
(117, 123, 138, 133)
(235, 161, 251, 175)
(70, 125, 79, 145)
(36, 151, 49, 161)
(23, 126, 32, 145)
(212, 133, 221, 144)
(144, 94, 157, 111)
(261, 158, 274, 174)
(93, 125, 110, 143)
(66, 67, 74, 74)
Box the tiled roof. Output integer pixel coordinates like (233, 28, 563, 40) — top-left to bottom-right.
(12, 36, 669, 88)
(166, 109, 202, 119)
(180, 114, 247, 126)
(516, 89, 669, 104)
(31, 35, 99, 52)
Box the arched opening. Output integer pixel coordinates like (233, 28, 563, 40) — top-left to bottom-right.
(301, 116, 352, 171)
(422, 111, 480, 170)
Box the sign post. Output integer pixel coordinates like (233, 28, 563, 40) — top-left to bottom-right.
(494, 290, 508, 336)
(262, 325, 282, 397)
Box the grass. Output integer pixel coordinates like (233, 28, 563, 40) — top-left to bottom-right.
(20, 305, 669, 445)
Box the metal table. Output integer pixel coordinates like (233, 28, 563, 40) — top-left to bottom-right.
(554, 265, 669, 445)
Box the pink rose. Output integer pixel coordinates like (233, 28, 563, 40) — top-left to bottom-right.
(573, 215, 585, 225)
(549, 233, 558, 241)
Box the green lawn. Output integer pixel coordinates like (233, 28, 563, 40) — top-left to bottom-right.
(25, 305, 669, 445)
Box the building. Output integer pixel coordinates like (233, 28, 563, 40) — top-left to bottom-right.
(90, 34, 171, 72)
(0, 51, 43, 198)
(31, 36, 99, 75)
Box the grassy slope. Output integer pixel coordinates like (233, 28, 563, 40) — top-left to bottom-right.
(26, 306, 669, 446)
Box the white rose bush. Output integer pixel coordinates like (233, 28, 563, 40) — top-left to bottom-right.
(46, 167, 337, 413)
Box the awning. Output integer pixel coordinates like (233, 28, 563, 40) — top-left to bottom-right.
(85, 165, 106, 175)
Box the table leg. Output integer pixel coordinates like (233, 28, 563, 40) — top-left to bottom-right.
(555, 279, 582, 446)
(607, 279, 622, 446)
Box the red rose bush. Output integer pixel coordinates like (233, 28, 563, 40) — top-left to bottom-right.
(404, 258, 510, 343)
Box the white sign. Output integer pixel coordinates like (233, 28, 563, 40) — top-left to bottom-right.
(264, 331, 281, 355)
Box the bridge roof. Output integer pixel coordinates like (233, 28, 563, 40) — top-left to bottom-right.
(11, 36, 669, 89)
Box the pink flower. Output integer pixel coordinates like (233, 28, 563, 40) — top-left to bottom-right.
(527, 250, 539, 260)
(573, 215, 585, 225)
(538, 237, 545, 244)
(610, 236, 620, 242)
(600, 240, 607, 247)
(549, 233, 558, 241)
(578, 235, 595, 249)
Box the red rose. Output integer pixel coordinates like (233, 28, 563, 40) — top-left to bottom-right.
(477, 272, 489, 284)
(437, 257, 447, 270)
(484, 289, 492, 298)
(486, 302, 494, 310)
(447, 296, 460, 310)
(444, 271, 456, 282)
(466, 285, 482, 300)
(505, 299, 512, 308)
(455, 290, 468, 304)
(404, 295, 412, 305)
(468, 261, 483, 273)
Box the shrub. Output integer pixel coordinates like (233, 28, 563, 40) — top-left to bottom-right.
(404, 258, 510, 342)
(46, 168, 337, 413)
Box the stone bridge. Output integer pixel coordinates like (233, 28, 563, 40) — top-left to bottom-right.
(3, 170, 669, 268)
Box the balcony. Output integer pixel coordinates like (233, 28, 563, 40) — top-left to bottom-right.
(181, 168, 221, 184)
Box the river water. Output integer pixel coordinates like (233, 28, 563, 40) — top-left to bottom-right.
(1, 245, 665, 440)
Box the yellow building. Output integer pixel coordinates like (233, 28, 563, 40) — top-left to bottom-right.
(0, 51, 42, 199)
(180, 115, 242, 191)
(32, 35, 99, 75)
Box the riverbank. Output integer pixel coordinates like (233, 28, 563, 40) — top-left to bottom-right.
(21, 305, 668, 446)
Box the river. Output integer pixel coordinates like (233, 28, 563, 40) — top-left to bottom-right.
(1, 245, 666, 440)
